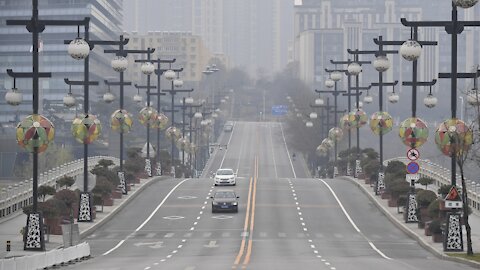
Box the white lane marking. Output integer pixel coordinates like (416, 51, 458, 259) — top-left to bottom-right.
(177, 196, 197, 200)
(172, 250, 178, 254)
(145, 267, 151, 270)
(320, 179, 392, 260)
(163, 216, 185, 220)
(314, 250, 319, 254)
(178, 245, 183, 248)
(134, 241, 164, 249)
(280, 123, 297, 178)
(199, 211, 203, 215)
(154, 263, 159, 265)
(202, 206, 206, 209)
(197, 216, 201, 220)
(103, 179, 190, 256)
(194, 222, 198, 225)
(212, 215, 233, 220)
(164, 233, 175, 238)
(268, 125, 279, 179)
(182, 239, 186, 242)
(166, 255, 172, 258)
(204, 240, 219, 248)
(190, 227, 195, 231)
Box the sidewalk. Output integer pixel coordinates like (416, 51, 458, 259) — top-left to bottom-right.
(342, 175, 480, 268)
(0, 175, 163, 259)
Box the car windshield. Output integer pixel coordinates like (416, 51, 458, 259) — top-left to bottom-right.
(217, 169, 234, 175)
(214, 192, 236, 199)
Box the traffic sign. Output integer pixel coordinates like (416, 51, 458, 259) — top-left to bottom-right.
(444, 186, 463, 209)
(272, 105, 288, 116)
(406, 161, 419, 174)
(407, 148, 420, 161)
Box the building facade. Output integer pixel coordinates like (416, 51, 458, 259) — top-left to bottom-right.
(123, 31, 214, 84)
(0, 0, 123, 178)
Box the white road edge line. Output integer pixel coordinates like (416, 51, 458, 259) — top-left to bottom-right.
(319, 179, 392, 260)
(280, 123, 297, 178)
(268, 124, 279, 179)
(103, 179, 191, 256)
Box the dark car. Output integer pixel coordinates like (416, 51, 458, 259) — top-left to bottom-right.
(211, 189, 239, 213)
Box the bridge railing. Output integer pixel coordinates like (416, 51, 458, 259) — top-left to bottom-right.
(0, 156, 120, 221)
(385, 157, 480, 215)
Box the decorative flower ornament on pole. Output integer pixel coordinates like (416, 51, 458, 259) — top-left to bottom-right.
(398, 117, 429, 148)
(67, 38, 90, 60)
(467, 88, 480, 106)
(16, 115, 55, 153)
(152, 113, 169, 130)
(435, 118, 473, 157)
(110, 109, 133, 133)
(400, 40, 422, 61)
(173, 79, 184, 88)
(305, 121, 313, 128)
(103, 85, 115, 104)
(138, 106, 158, 126)
(315, 97, 324, 106)
(388, 91, 400, 103)
(321, 138, 334, 149)
(309, 112, 318, 119)
(452, 0, 479, 8)
(111, 56, 128, 72)
(165, 126, 182, 140)
(348, 109, 368, 128)
(63, 85, 76, 108)
(328, 127, 344, 142)
(369, 111, 393, 135)
(5, 87, 23, 106)
(71, 114, 102, 144)
(316, 144, 328, 157)
(164, 70, 176, 81)
(339, 114, 353, 130)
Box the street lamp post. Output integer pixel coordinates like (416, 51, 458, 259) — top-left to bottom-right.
(130, 48, 156, 177)
(162, 70, 193, 176)
(5, 0, 89, 250)
(400, 2, 480, 253)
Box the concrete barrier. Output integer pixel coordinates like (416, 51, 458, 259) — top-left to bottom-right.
(0, 242, 90, 270)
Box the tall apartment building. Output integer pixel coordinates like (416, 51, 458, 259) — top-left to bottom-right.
(124, 31, 213, 84)
(0, 0, 123, 178)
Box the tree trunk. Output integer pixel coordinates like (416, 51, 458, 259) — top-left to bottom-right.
(459, 165, 473, 255)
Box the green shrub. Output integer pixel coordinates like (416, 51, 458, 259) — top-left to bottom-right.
(92, 176, 114, 198)
(428, 219, 443, 234)
(417, 177, 434, 189)
(388, 180, 411, 198)
(416, 189, 438, 208)
(38, 185, 56, 202)
(56, 175, 75, 189)
(428, 198, 441, 219)
(438, 184, 453, 198)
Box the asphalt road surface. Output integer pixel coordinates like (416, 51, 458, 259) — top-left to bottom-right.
(61, 122, 474, 270)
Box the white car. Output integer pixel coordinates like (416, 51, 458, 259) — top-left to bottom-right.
(214, 168, 236, 186)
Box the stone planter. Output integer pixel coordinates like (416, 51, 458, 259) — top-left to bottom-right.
(432, 233, 443, 243)
(388, 198, 398, 207)
(44, 217, 62, 235)
(424, 221, 432, 236)
(381, 192, 391, 200)
(103, 196, 114, 206)
(112, 190, 122, 199)
(418, 220, 425, 229)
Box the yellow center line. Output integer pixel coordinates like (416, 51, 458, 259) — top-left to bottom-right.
(234, 174, 254, 265)
(243, 156, 258, 265)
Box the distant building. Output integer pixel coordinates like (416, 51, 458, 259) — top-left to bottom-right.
(123, 31, 215, 83)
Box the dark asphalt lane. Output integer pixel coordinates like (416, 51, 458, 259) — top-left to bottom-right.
(59, 122, 477, 270)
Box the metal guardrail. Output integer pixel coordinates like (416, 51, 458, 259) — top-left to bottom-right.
(385, 157, 480, 215)
(0, 156, 120, 220)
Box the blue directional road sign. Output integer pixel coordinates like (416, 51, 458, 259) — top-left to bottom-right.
(272, 105, 288, 116)
(406, 161, 419, 174)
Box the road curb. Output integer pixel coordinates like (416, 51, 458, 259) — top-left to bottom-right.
(79, 176, 169, 239)
(339, 176, 480, 268)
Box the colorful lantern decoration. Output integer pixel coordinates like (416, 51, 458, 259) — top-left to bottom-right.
(16, 114, 55, 153)
(71, 114, 102, 144)
(138, 106, 158, 126)
(176, 137, 190, 150)
(316, 144, 328, 157)
(435, 118, 473, 157)
(348, 109, 368, 128)
(369, 111, 393, 135)
(328, 127, 344, 142)
(339, 114, 352, 130)
(152, 113, 169, 130)
(398, 117, 429, 148)
(321, 138, 334, 149)
(166, 126, 181, 140)
(110, 109, 133, 133)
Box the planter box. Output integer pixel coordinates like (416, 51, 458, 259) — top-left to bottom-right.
(432, 233, 443, 243)
(424, 222, 432, 236)
(418, 220, 425, 229)
(112, 190, 122, 199)
(44, 218, 62, 235)
(381, 192, 391, 200)
(134, 177, 141, 184)
(388, 198, 398, 207)
(103, 197, 114, 206)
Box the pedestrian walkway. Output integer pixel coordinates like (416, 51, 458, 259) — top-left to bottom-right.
(0, 175, 163, 259)
(342, 175, 480, 268)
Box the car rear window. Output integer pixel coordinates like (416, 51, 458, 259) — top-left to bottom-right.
(217, 169, 233, 175)
(214, 192, 236, 198)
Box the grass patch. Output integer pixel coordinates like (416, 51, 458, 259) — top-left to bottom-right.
(447, 253, 480, 262)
